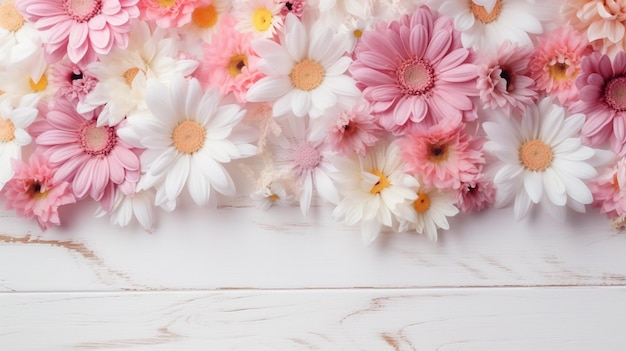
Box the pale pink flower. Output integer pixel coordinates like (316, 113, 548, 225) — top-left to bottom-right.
(590, 158, 626, 220)
(16, 0, 140, 66)
(50, 59, 98, 105)
(529, 26, 593, 107)
(35, 99, 141, 209)
(455, 173, 496, 213)
(326, 103, 382, 156)
(561, 0, 626, 59)
(138, 0, 201, 28)
(399, 118, 484, 190)
(197, 14, 262, 103)
(350, 6, 478, 134)
(0, 153, 76, 230)
(476, 41, 537, 116)
(279, 0, 306, 18)
(571, 52, 626, 155)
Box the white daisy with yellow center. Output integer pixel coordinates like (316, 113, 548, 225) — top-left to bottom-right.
(233, 0, 283, 39)
(246, 13, 360, 118)
(124, 75, 258, 209)
(483, 97, 600, 220)
(397, 188, 459, 242)
(0, 48, 51, 104)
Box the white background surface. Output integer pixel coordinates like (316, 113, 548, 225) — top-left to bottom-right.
(1, 171, 626, 350)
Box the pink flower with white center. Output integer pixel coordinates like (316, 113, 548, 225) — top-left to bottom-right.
(455, 173, 496, 213)
(326, 103, 382, 157)
(571, 52, 626, 155)
(138, 0, 201, 28)
(197, 14, 262, 103)
(350, 6, 479, 134)
(590, 157, 626, 221)
(16, 0, 140, 66)
(0, 153, 76, 230)
(400, 118, 484, 190)
(529, 25, 593, 107)
(35, 99, 141, 209)
(50, 59, 98, 105)
(476, 41, 537, 116)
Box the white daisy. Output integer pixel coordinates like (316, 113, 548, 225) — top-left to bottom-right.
(483, 97, 599, 220)
(267, 116, 339, 215)
(78, 21, 198, 126)
(246, 13, 360, 118)
(435, 0, 556, 52)
(178, 0, 231, 48)
(0, 94, 38, 189)
(0, 0, 41, 64)
(338, 16, 374, 54)
(250, 176, 297, 210)
(0, 48, 52, 104)
(397, 187, 459, 242)
(95, 188, 156, 230)
(121, 75, 258, 209)
(233, 0, 283, 39)
(332, 140, 419, 244)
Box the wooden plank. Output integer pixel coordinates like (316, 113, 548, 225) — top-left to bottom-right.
(1, 199, 625, 291)
(1, 287, 624, 350)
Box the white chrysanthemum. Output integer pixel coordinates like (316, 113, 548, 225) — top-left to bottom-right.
(233, 0, 283, 39)
(483, 97, 599, 220)
(434, 0, 556, 52)
(121, 75, 258, 209)
(78, 21, 198, 126)
(338, 17, 374, 54)
(332, 140, 419, 244)
(0, 1, 41, 64)
(0, 94, 38, 188)
(95, 188, 156, 230)
(397, 187, 459, 242)
(267, 117, 339, 215)
(316, 0, 373, 27)
(178, 0, 231, 47)
(246, 13, 360, 118)
(0, 48, 52, 104)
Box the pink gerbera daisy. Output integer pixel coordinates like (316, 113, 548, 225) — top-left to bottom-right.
(350, 5, 479, 133)
(0, 153, 76, 230)
(138, 0, 201, 28)
(49, 58, 98, 105)
(35, 98, 141, 209)
(16, 0, 140, 66)
(326, 102, 382, 156)
(589, 157, 626, 220)
(197, 14, 262, 103)
(476, 41, 537, 116)
(455, 173, 496, 212)
(399, 118, 484, 190)
(529, 25, 593, 107)
(571, 51, 626, 155)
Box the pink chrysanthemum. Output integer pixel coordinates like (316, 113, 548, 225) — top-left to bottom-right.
(16, 0, 140, 66)
(399, 118, 484, 190)
(327, 103, 382, 156)
(571, 52, 626, 155)
(529, 25, 592, 107)
(455, 173, 496, 212)
(279, 0, 306, 18)
(590, 158, 626, 220)
(197, 14, 262, 103)
(138, 0, 201, 28)
(35, 99, 141, 209)
(476, 41, 537, 116)
(561, 0, 626, 59)
(350, 5, 479, 134)
(50, 58, 98, 105)
(0, 153, 75, 230)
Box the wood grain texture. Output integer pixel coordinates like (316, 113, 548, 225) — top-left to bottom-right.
(1, 287, 625, 350)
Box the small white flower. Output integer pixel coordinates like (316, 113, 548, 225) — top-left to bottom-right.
(233, 0, 283, 39)
(95, 188, 156, 230)
(397, 187, 459, 242)
(483, 97, 599, 220)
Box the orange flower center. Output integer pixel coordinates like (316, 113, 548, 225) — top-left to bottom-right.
(290, 59, 324, 91)
(29, 75, 48, 92)
(172, 120, 205, 154)
(0, 2, 25, 32)
(470, 0, 502, 23)
(192, 4, 218, 28)
(0, 117, 15, 142)
(124, 67, 143, 85)
(369, 169, 390, 194)
(519, 139, 553, 171)
(413, 192, 431, 213)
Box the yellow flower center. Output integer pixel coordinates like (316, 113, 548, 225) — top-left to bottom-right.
(172, 120, 206, 154)
(0, 117, 16, 142)
(519, 139, 553, 171)
(548, 62, 570, 81)
(353, 29, 363, 38)
(28, 180, 49, 200)
(29, 74, 48, 92)
(227, 54, 247, 78)
(0, 2, 25, 32)
(269, 194, 279, 202)
(192, 4, 218, 28)
(427, 143, 449, 163)
(470, 0, 502, 23)
(156, 0, 175, 8)
(413, 192, 431, 213)
(123, 67, 143, 85)
(290, 59, 324, 91)
(252, 8, 272, 32)
(369, 169, 390, 194)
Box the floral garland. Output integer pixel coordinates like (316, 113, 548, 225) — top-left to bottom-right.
(0, 0, 625, 243)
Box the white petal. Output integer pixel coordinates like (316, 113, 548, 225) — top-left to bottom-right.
(165, 155, 190, 201)
(246, 77, 293, 102)
(524, 171, 543, 203)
